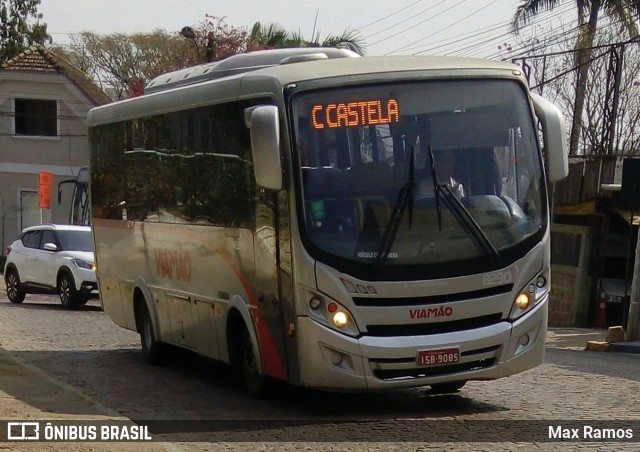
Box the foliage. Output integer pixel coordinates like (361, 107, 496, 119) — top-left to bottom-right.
(55, 15, 365, 99)
(512, 0, 640, 155)
(51, 30, 194, 99)
(512, 15, 640, 155)
(0, 0, 50, 62)
(185, 14, 251, 62)
(249, 20, 365, 55)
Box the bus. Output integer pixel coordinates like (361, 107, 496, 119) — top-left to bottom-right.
(87, 47, 568, 394)
(58, 166, 90, 226)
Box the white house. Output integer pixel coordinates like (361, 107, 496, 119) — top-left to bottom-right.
(0, 46, 111, 254)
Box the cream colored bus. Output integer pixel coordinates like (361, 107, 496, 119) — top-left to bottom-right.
(87, 48, 567, 394)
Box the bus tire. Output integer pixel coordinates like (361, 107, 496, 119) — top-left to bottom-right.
(429, 381, 466, 394)
(139, 302, 165, 365)
(236, 324, 267, 397)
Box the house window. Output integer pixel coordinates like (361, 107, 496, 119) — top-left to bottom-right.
(14, 98, 58, 136)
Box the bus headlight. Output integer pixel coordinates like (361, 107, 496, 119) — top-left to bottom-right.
(515, 293, 530, 310)
(509, 269, 550, 320)
(333, 311, 349, 328)
(303, 289, 359, 337)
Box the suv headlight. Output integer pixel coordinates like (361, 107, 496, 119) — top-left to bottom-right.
(72, 259, 96, 271)
(509, 268, 550, 320)
(303, 288, 360, 337)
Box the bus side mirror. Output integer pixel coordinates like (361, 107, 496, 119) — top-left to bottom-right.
(248, 105, 282, 191)
(530, 93, 568, 182)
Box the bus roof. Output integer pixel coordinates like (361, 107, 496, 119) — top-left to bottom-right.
(87, 49, 524, 127)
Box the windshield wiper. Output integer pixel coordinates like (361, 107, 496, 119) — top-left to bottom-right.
(439, 184, 500, 261)
(428, 146, 498, 260)
(374, 145, 416, 265)
(427, 146, 442, 230)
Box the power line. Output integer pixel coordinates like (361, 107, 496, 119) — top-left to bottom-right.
(399, 2, 574, 57)
(369, 0, 472, 48)
(394, 20, 506, 55)
(489, 12, 631, 61)
(362, 0, 449, 41)
(356, 0, 425, 30)
(407, 0, 501, 55)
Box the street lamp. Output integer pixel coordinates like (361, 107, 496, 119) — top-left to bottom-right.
(181, 26, 200, 62)
(181, 26, 216, 63)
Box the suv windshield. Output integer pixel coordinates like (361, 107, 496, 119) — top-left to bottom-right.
(57, 230, 94, 252)
(291, 79, 545, 278)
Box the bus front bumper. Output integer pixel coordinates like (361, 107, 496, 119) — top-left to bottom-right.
(297, 298, 547, 391)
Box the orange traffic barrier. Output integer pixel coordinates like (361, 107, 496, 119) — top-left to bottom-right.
(594, 289, 608, 328)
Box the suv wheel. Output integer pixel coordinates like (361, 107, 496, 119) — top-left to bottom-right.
(5, 269, 26, 304)
(58, 272, 79, 309)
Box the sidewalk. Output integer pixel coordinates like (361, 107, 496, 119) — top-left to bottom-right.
(546, 327, 608, 350)
(547, 327, 640, 354)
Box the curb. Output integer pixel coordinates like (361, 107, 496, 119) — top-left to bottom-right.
(608, 342, 640, 354)
(582, 326, 640, 354)
(585, 341, 609, 352)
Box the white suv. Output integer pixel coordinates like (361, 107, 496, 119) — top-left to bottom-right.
(4, 224, 97, 309)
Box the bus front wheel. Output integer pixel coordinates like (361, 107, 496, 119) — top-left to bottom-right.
(429, 381, 466, 394)
(235, 326, 267, 396)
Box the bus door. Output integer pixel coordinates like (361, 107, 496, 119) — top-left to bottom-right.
(252, 188, 290, 382)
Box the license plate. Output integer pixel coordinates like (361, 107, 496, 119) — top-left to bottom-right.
(416, 347, 460, 367)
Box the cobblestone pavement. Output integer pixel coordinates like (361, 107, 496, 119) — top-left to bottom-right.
(0, 291, 639, 451)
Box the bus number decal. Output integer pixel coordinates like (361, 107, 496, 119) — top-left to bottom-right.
(155, 248, 192, 282)
(482, 271, 512, 286)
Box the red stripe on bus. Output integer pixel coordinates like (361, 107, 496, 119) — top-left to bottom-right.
(92, 219, 287, 381)
(214, 249, 287, 381)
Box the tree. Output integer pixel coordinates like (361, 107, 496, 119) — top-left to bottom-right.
(248, 21, 366, 55)
(509, 12, 640, 155)
(56, 15, 366, 99)
(184, 14, 251, 62)
(54, 17, 251, 98)
(52, 30, 196, 99)
(512, 0, 640, 155)
(0, 0, 50, 62)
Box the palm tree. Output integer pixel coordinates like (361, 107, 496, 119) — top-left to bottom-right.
(512, 0, 640, 155)
(249, 22, 290, 49)
(248, 21, 366, 55)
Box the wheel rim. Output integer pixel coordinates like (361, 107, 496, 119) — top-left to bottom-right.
(59, 277, 70, 305)
(7, 273, 18, 300)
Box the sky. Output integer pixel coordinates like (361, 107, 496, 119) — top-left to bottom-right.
(38, 0, 578, 60)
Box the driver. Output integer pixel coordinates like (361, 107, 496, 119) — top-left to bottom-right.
(416, 150, 464, 199)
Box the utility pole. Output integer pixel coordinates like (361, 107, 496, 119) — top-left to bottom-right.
(626, 212, 640, 340)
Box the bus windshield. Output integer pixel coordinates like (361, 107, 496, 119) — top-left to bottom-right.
(291, 79, 545, 273)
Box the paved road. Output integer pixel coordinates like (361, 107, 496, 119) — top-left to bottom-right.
(1, 291, 639, 451)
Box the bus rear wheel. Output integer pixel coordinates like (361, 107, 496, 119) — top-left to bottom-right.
(139, 302, 165, 365)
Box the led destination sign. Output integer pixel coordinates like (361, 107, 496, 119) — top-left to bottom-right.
(311, 99, 399, 129)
